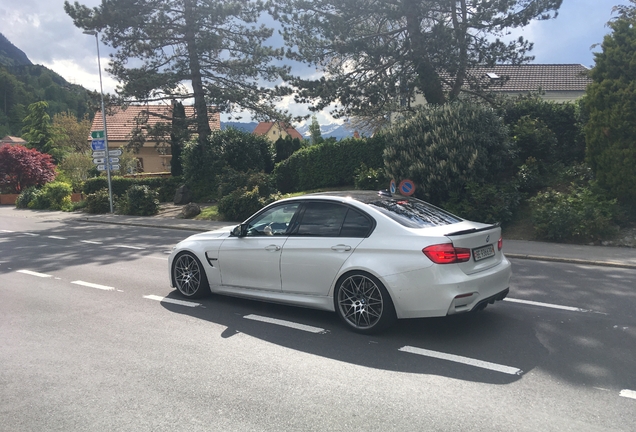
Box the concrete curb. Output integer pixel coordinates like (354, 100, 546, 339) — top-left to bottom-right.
(505, 253, 636, 270)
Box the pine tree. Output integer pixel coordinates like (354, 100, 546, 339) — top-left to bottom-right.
(584, 0, 636, 209)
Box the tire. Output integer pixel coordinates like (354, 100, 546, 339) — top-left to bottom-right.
(172, 252, 210, 298)
(334, 271, 396, 334)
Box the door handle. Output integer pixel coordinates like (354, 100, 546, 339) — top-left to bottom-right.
(265, 245, 281, 252)
(331, 244, 351, 252)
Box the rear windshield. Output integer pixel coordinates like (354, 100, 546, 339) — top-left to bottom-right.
(367, 198, 462, 228)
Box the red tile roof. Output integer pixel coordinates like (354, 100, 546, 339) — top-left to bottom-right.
(468, 64, 591, 92)
(90, 105, 221, 142)
(253, 122, 304, 140)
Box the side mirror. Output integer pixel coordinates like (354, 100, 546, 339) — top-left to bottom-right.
(231, 224, 244, 237)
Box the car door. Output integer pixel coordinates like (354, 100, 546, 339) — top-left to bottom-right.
(217, 202, 300, 291)
(280, 201, 373, 296)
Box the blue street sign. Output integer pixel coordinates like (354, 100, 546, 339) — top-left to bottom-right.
(389, 179, 397, 194)
(91, 139, 106, 151)
(398, 179, 416, 196)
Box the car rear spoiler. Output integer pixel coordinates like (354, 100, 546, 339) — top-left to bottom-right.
(444, 222, 501, 237)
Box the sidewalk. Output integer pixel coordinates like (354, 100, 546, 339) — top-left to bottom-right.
(2, 206, 636, 270)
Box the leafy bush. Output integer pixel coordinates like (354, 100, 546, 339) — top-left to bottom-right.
(218, 128, 274, 173)
(443, 182, 521, 225)
(217, 186, 278, 221)
(116, 185, 160, 216)
(17, 182, 73, 210)
(530, 185, 619, 242)
(0, 144, 56, 193)
(274, 136, 303, 163)
(354, 163, 389, 191)
(85, 189, 112, 214)
(383, 102, 514, 205)
(83, 175, 181, 202)
(273, 135, 386, 193)
(15, 187, 41, 209)
(40, 181, 73, 210)
(500, 95, 585, 165)
(218, 168, 276, 198)
(181, 139, 223, 201)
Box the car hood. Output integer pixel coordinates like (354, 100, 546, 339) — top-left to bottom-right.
(182, 226, 235, 242)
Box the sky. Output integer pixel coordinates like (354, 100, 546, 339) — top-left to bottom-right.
(0, 0, 630, 125)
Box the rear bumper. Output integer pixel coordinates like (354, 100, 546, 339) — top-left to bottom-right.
(383, 256, 512, 319)
(471, 287, 509, 312)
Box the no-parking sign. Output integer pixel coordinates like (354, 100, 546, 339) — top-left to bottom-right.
(398, 179, 416, 196)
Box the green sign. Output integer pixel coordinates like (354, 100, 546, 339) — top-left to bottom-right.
(91, 130, 105, 139)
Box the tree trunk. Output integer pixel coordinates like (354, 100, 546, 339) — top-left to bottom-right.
(404, 0, 446, 105)
(183, 0, 211, 147)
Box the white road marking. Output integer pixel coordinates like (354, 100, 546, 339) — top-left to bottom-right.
(504, 298, 607, 314)
(48, 236, 67, 240)
(80, 240, 103, 245)
(399, 345, 523, 376)
(244, 314, 326, 334)
(143, 295, 200, 307)
(113, 244, 146, 250)
(71, 280, 115, 291)
(17, 270, 51, 278)
(22, 233, 39, 236)
(0, 230, 14, 233)
(620, 389, 636, 400)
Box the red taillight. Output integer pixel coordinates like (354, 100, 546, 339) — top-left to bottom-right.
(423, 244, 471, 264)
(498, 237, 503, 251)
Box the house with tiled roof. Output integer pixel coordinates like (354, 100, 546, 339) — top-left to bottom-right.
(0, 136, 27, 146)
(253, 122, 304, 143)
(406, 64, 592, 110)
(90, 104, 220, 173)
(467, 64, 591, 102)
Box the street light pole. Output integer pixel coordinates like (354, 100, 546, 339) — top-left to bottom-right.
(84, 30, 114, 213)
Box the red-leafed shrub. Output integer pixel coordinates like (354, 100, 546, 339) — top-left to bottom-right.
(0, 144, 56, 193)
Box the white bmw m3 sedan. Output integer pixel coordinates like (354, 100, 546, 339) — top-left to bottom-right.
(169, 191, 512, 333)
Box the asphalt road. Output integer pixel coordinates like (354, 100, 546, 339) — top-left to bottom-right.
(1, 216, 635, 431)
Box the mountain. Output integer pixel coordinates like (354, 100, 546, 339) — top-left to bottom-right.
(296, 123, 357, 140)
(0, 33, 32, 67)
(221, 121, 259, 133)
(0, 33, 93, 137)
(220, 121, 358, 140)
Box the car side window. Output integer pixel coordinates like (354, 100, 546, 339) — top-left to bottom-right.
(295, 202, 348, 237)
(245, 203, 300, 236)
(340, 208, 373, 237)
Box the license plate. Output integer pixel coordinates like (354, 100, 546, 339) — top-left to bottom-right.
(473, 244, 495, 261)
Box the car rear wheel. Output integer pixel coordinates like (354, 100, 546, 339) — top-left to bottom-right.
(172, 252, 210, 298)
(335, 272, 396, 334)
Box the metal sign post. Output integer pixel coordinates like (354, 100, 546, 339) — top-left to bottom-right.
(85, 30, 114, 213)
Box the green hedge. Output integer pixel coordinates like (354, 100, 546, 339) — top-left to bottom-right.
(83, 176, 182, 202)
(273, 136, 386, 193)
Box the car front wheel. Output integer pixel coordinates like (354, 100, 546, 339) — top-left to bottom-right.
(172, 252, 210, 298)
(335, 272, 396, 334)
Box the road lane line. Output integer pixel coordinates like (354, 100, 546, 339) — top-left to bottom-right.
(17, 270, 52, 278)
(620, 389, 636, 400)
(143, 295, 201, 307)
(80, 240, 103, 245)
(22, 233, 39, 236)
(71, 280, 115, 291)
(48, 236, 67, 240)
(244, 314, 325, 334)
(0, 230, 14, 233)
(399, 345, 523, 376)
(504, 298, 607, 314)
(112, 245, 146, 250)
